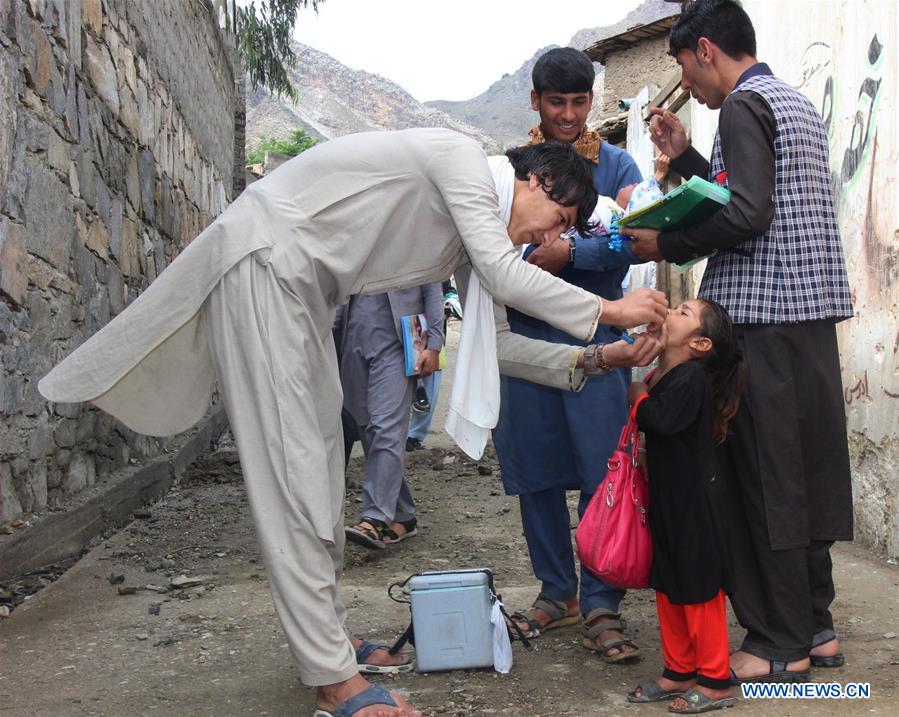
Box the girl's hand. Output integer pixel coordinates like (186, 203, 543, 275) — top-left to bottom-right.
(627, 381, 649, 407)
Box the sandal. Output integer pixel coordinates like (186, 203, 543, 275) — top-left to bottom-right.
(729, 659, 810, 684)
(382, 517, 418, 544)
(668, 688, 734, 714)
(509, 595, 580, 638)
(582, 608, 641, 663)
(345, 518, 389, 550)
(627, 679, 686, 703)
(810, 632, 845, 668)
(314, 683, 398, 717)
(355, 640, 414, 674)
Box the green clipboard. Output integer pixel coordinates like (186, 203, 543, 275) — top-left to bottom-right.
(617, 175, 731, 232)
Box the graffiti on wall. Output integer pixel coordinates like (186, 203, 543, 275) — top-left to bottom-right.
(844, 370, 870, 405)
(796, 33, 898, 407)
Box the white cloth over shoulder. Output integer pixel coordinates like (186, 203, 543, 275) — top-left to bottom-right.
(445, 156, 512, 460)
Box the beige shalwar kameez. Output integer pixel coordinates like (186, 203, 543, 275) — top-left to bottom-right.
(40, 128, 603, 685)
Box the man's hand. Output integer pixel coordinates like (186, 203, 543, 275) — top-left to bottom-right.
(601, 287, 668, 329)
(649, 107, 689, 159)
(604, 332, 664, 369)
(653, 153, 671, 185)
(621, 227, 664, 261)
(527, 240, 570, 276)
(627, 380, 649, 407)
(416, 348, 440, 378)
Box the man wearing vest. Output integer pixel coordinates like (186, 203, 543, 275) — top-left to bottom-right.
(625, 0, 853, 686)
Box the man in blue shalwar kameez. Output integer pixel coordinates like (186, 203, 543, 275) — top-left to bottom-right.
(496, 47, 646, 663)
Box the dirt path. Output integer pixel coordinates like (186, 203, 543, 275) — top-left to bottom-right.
(0, 437, 897, 716)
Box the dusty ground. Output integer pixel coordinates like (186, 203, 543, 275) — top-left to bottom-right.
(0, 437, 897, 717)
(1, 322, 898, 715)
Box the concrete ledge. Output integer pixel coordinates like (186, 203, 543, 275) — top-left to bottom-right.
(0, 409, 229, 582)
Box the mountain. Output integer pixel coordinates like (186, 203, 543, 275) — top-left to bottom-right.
(426, 0, 677, 147)
(246, 43, 501, 153)
(245, 0, 677, 156)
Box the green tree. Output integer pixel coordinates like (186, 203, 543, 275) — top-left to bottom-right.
(246, 129, 318, 165)
(234, 0, 323, 101)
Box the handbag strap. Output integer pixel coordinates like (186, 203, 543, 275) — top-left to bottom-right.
(624, 368, 657, 457)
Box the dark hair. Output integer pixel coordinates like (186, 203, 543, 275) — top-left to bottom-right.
(696, 299, 749, 443)
(505, 142, 598, 236)
(532, 47, 595, 95)
(668, 0, 757, 60)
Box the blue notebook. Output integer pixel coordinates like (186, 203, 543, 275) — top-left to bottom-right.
(401, 314, 447, 375)
(401, 313, 429, 376)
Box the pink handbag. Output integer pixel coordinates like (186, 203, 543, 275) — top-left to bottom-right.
(576, 399, 652, 589)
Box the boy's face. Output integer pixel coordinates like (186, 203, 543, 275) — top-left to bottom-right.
(507, 174, 579, 247)
(531, 89, 593, 144)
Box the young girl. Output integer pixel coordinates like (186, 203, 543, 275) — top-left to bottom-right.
(626, 298, 748, 713)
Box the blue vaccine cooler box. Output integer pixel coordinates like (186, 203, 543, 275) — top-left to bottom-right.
(409, 569, 495, 672)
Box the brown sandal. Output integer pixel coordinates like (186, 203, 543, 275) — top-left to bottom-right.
(582, 608, 641, 663)
(509, 595, 580, 638)
(345, 518, 389, 550)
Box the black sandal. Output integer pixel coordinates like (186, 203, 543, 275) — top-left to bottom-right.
(810, 633, 845, 668)
(345, 518, 389, 549)
(382, 518, 418, 544)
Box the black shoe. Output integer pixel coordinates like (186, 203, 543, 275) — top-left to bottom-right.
(405, 437, 423, 452)
(412, 385, 430, 413)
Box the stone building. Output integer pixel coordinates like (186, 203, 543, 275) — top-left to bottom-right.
(588, 13, 680, 120)
(585, 11, 680, 146)
(0, 0, 241, 525)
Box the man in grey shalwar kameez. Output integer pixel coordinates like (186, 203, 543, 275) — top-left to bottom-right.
(339, 284, 445, 546)
(39, 129, 667, 717)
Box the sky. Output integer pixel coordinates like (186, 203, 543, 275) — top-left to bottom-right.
(291, 0, 644, 102)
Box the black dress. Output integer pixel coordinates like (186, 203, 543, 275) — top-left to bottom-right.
(635, 361, 734, 605)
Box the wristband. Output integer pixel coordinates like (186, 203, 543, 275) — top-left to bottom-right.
(583, 343, 610, 376)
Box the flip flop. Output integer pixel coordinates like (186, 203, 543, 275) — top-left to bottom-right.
(314, 683, 398, 717)
(355, 640, 414, 674)
(627, 679, 686, 703)
(668, 688, 734, 714)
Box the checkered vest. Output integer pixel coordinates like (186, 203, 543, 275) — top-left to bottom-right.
(700, 74, 853, 324)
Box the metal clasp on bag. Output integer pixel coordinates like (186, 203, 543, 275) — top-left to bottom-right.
(639, 506, 647, 526)
(606, 481, 614, 508)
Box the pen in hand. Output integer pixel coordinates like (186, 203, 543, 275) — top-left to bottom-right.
(611, 327, 635, 344)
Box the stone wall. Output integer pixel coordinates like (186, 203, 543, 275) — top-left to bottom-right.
(0, 0, 237, 523)
(601, 34, 678, 117)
